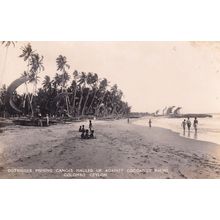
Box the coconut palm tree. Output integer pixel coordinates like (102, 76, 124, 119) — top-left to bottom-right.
(71, 70, 79, 116)
(55, 55, 70, 114)
(19, 43, 33, 62)
(1, 41, 16, 47)
(19, 44, 34, 115)
(54, 73, 63, 88)
(56, 55, 70, 91)
(77, 72, 87, 116)
(56, 55, 70, 72)
(29, 53, 44, 74)
(0, 41, 17, 89)
(0, 84, 7, 117)
(87, 73, 99, 114)
(95, 78, 108, 116)
(42, 75, 52, 92)
(19, 44, 44, 116)
(81, 72, 96, 116)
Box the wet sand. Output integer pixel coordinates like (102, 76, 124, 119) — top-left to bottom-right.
(0, 119, 220, 179)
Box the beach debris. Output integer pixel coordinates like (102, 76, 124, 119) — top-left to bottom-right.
(153, 146, 160, 152)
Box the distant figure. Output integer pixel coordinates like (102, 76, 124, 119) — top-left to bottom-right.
(89, 120, 93, 131)
(90, 130, 95, 139)
(127, 117, 130, 124)
(79, 126, 82, 132)
(181, 119, 186, 131)
(186, 117, 191, 131)
(46, 114, 49, 126)
(38, 112, 43, 127)
(193, 117, 198, 132)
(81, 125, 85, 132)
(85, 129, 89, 139)
(149, 119, 152, 128)
(81, 130, 85, 139)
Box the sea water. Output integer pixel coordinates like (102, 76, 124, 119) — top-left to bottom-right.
(133, 114, 220, 145)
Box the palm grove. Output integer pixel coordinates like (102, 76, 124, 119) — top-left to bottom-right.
(0, 43, 131, 118)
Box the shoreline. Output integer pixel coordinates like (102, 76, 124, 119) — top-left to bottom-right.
(132, 115, 220, 145)
(0, 119, 220, 179)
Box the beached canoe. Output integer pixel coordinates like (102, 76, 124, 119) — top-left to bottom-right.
(12, 118, 49, 126)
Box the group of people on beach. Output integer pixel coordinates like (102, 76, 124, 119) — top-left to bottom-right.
(147, 117, 198, 133)
(79, 120, 95, 139)
(181, 117, 198, 132)
(37, 113, 50, 127)
(35, 106, 50, 127)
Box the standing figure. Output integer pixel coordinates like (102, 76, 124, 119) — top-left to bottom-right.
(181, 119, 186, 131)
(46, 114, 50, 126)
(127, 117, 130, 124)
(38, 112, 43, 127)
(89, 120, 93, 131)
(186, 117, 191, 131)
(193, 117, 198, 132)
(149, 119, 152, 128)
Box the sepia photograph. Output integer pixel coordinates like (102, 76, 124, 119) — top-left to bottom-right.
(0, 41, 220, 179)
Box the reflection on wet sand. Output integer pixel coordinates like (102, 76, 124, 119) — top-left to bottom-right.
(187, 130, 190, 138)
(194, 131, 198, 140)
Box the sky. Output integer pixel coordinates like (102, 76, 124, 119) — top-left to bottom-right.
(0, 41, 220, 113)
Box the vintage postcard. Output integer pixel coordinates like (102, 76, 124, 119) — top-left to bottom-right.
(0, 41, 219, 178)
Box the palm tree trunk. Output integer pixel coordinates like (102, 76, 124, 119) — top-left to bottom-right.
(24, 59, 34, 117)
(81, 90, 90, 116)
(0, 47, 8, 88)
(77, 87, 83, 116)
(95, 90, 107, 116)
(25, 81, 34, 117)
(66, 96, 70, 115)
(72, 86, 77, 116)
(87, 88, 97, 114)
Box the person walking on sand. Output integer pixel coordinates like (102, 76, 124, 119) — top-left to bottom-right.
(193, 117, 198, 132)
(127, 117, 130, 124)
(148, 119, 152, 128)
(181, 119, 186, 131)
(186, 117, 191, 131)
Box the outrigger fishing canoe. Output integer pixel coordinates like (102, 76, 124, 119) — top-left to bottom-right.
(6, 75, 50, 127)
(12, 117, 48, 126)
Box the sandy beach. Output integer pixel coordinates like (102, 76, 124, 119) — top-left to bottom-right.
(0, 119, 220, 179)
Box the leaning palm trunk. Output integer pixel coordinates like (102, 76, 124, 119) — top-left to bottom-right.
(77, 87, 84, 116)
(71, 86, 77, 116)
(95, 90, 107, 116)
(25, 60, 34, 117)
(87, 88, 97, 114)
(81, 90, 90, 116)
(65, 96, 70, 115)
(24, 82, 34, 116)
